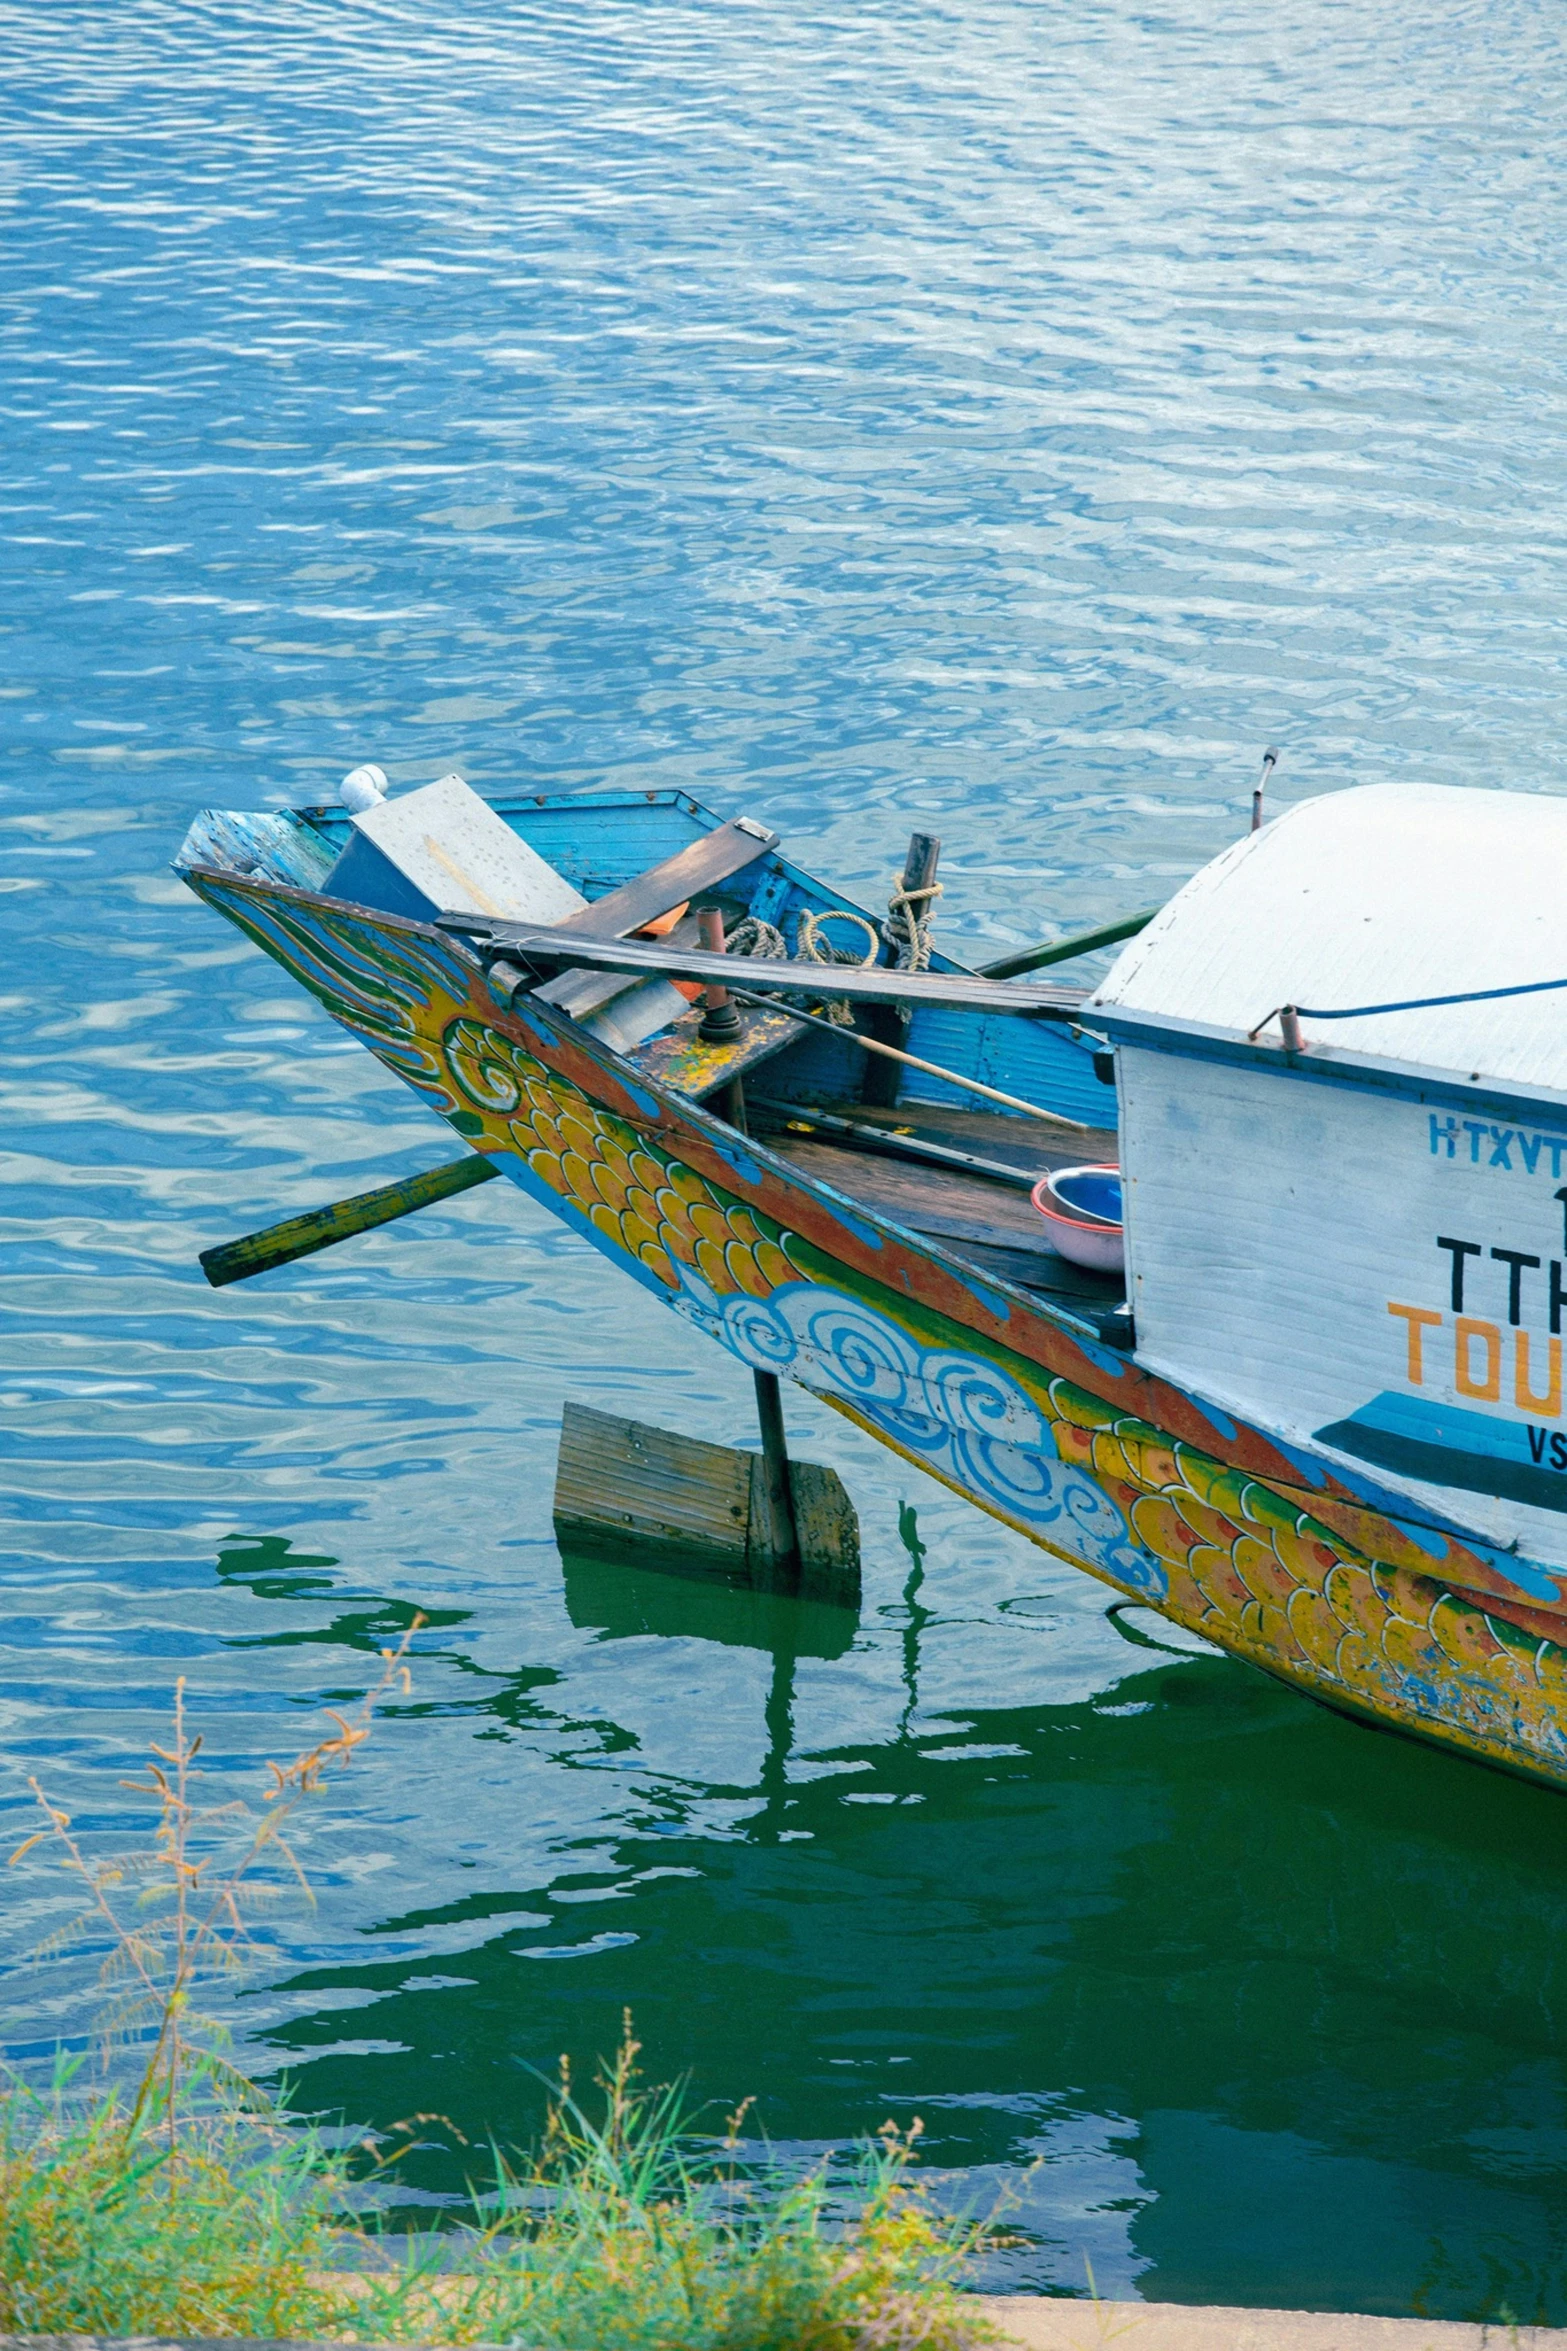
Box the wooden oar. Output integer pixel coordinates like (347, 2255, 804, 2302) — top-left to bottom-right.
(200, 1155, 499, 1288)
(977, 906, 1160, 981)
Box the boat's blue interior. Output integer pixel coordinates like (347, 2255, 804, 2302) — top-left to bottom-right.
(179, 788, 1116, 1135)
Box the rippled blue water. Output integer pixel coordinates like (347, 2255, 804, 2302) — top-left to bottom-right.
(7, 0, 1567, 2317)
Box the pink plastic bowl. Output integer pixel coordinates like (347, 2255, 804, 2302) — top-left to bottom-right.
(1030, 1164, 1125, 1273)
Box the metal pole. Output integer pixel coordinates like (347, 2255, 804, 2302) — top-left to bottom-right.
(752, 1369, 800, 1575)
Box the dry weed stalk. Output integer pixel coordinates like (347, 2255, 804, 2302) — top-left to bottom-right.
(8, 1621, 420, 2145)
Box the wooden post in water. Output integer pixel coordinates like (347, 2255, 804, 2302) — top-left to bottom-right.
(750, 1369, 800, 1576)
(862, 831, 941, 1109)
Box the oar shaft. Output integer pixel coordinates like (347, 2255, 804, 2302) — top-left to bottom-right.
(977, 906, 1160, 981)
(731, 989, 1101, 1131)
(200, 1154, 500, 1289)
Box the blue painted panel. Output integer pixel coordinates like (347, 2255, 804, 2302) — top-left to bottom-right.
(324, 830, 442, 922)
(901, 1009, 1115, 1131)
(505, 798, 715, 896)
(177, 808, 339, 890)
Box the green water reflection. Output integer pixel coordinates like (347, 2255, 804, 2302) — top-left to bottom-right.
(233, 1531, 1567, 2321)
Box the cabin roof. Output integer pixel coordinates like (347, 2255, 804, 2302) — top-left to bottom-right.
(1089, 783, 1567, 1095)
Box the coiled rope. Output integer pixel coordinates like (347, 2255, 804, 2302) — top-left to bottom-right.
(725, 916, 788, 962)
(725, 875, 942, 1027)
(727, 908, 878, 1026)
(882, 875, 942, 972)
(795, 908, 881, 1024)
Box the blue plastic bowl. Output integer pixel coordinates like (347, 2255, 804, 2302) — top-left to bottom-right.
(1051, 1167, 1122, 1226)
(1030, 1164, 1125, 1272)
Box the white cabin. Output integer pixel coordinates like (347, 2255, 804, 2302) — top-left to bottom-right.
(1088, 782, 1567, 1571)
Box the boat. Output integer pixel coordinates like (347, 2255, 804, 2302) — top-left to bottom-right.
(175, 769, 1567, 1792)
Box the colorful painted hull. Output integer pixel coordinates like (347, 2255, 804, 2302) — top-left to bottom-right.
(179, 842, 1567, 1793)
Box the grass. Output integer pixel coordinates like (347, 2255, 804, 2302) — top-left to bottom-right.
(2, 1667, 1001, 2350)
(0, 2028, 997, 2349)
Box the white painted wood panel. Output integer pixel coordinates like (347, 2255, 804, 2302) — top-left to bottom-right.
(1121, 1044, 1567, 1572)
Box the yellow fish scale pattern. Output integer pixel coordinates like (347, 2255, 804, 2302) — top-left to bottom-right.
(1047, 1385, 1567, 1775)
(441, 1013, 1567, 1781)
(443, 1016, 795, 1302)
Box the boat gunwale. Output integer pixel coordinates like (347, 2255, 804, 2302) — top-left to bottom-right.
(1090, 1000, 1567, 1132)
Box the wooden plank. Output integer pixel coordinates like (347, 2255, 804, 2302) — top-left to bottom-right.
(199, 1155, 499, 1288)
(534, 912, 705, 1020)
(550, 817, 779, 940)
(555, 1401, 752, 1569)
(758, 1135, 1061, 1251)
(460, 924, 1085, 1018)
(554, 1402, 861, 1602)
(779, 1458, 861, 1605)
(627, 999, 807, 1099)
(940, 1230, 1125, 1302)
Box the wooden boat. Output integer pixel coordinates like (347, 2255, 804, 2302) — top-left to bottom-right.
(177, 773, 1567, 1792)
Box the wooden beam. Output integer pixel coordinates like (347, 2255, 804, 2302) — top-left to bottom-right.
(199, 1155, 499, 1288)
(461, 926, 1085, 1019)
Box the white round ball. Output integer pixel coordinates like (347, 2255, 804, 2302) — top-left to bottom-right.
(339, 762, 388, 813)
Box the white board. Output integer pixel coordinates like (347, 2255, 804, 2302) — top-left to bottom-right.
(329, 772, 588, 926)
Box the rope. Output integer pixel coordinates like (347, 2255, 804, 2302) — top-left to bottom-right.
(794, 907, 881, 1025)
(725, 916, 788, 961)
(1250, 971, 1567, 1043)
(882, 876, 942, 972)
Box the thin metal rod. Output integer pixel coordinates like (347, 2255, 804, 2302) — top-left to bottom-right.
(752, 1370, 799, 1574)
(730, 988, 1103, 1131)
(749, 1099, 1043, 1188)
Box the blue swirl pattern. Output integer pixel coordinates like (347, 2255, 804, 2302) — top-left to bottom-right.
(669, 1264, 1166, 1597)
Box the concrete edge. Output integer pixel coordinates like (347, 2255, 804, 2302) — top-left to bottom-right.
(6, 2309, 1564, 2351)
(970, 2299, 1567, 2351)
